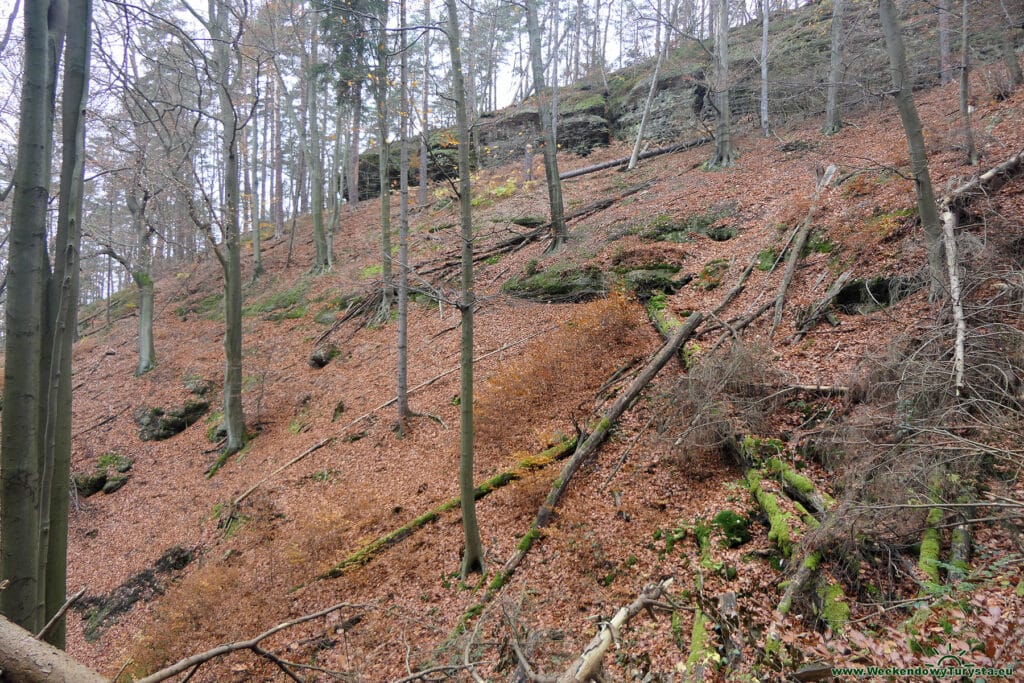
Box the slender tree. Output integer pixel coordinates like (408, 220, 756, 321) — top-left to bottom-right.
(823, 0, 844, 134)
(526, 0, 568, 248)
(418, 0, 431, 208)
(958, 0, 977, 165)
(709, 0, 736, 165)
(760, 0, 769, 137)
(397, 0, 411, 428)
(445, 0, 485, 578)
(878, 0, 944, 299)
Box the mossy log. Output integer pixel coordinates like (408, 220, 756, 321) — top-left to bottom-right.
(766, 457, 835, 517)
(684, 607, 715, 682)
(919, 507, 943, 587)
(948, 514, 972, 584)
(316, 438, 576, 581)
(746, 470, 794, 557)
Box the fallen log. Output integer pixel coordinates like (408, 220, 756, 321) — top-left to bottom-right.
(770, 165, 837, 336)
(555, 578, 673, 682)
(941, 148, 1024, 216)
(793, 269, 853, 341)
(487, 311, 705, 598)
(559, 137, 712, 180)
(315, 438, 577, 582)
(0, 615, 107, 683)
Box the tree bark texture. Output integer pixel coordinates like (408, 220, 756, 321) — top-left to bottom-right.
(879, 0, 945, 300)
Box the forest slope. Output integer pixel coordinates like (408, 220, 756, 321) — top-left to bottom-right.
(55, 51, 1024, 682)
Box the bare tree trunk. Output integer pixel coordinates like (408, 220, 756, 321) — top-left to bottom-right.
(397, 0, 410, 427)
(307, 21, 328, 270)
(823, 0, 844, 134)
(41, 0, 90, 646)
(628, 1, 677, 169)
(348, 82, 361, 209)
(710, 0, 736, 165)
(960, 0, 977, 165)
(273, 75, 284, 236)
(760, 0, 770, 137)
(375, 37, 394, 316)
(418, 0, 431, 208)
(0, 615, 107, 683)
(445, 0, 485, 578)
(527, 0, 568, 248)
(2, 0, 65, 636)
(879, 0, 945, 299)
(939, 0, 952, 85)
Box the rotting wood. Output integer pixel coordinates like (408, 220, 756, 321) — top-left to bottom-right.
(770, 164, 837, 336)
(233, 328, 555, 506)
(793, 269, 853, 341)
(559, 137, 712, 180)
(553, 578, 673, 682)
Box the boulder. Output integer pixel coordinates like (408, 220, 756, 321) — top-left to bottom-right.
(135, 400, 210, 441)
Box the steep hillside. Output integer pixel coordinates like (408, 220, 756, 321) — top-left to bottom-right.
(57, 45, 1024, 683)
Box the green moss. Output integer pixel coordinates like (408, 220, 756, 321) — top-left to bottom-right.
(96, 453, 133, 473)
(712, 510, 751, 547)
(503, 262, 606, 303)
(1015, 578, 1024, 598)
(646, 291, 684, 336)
(685, 608, 719, 673)
(746, 470, 793, 557)
(518, 527, 541, 552)
(243, 280, 308, 318)
(740, 435, 785, 463)
(757, 247, 780, 271)
(767, 457, 815, 494)
(360, 263, 384, 279)
(817, 582, 850, 632)
(919, 507, 943, 585)
(487, 571, 507, 592)
(802, 232, 836, 256)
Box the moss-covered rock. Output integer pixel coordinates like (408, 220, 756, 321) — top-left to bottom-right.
(503, 263, 606, 302)
(712, 510, 752, 547)
(135, 400, 210, 441)
(74, 452, 135, 498)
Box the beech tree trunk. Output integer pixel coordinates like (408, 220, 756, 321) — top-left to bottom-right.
(397, 0, 410, 426)
(879, 0, 945, 300)
(526, 0, 568, 248)
(445, 0, 486, 578)
(959, 0, 978, 165)
(823, 0, 844, 134)
(710, 0, 736, 165)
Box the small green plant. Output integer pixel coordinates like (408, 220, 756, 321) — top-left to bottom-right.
(712, 510, 752, 547)
(757, 247, 780, 271)
(489, 177, 517, 199)
(484, 254, 502, 265)
(803, 232, 835, 256)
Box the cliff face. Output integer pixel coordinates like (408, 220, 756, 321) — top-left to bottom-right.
(354, 0, 1019, 197)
